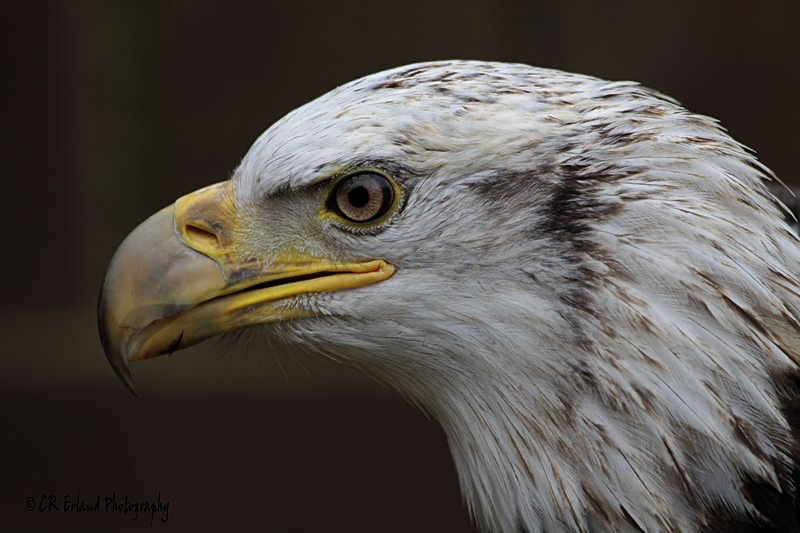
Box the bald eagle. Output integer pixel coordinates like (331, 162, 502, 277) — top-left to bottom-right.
(98, 61, 800, 532)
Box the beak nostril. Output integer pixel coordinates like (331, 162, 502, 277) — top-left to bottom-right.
(185, 223, 221, 249)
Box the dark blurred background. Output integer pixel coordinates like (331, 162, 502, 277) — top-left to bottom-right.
(3, 1, 799, 531)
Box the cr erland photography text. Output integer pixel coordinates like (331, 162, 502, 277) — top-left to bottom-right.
(26, 490, 169, 525)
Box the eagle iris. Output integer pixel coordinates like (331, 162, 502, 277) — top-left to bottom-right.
(332, 172, 394, 223)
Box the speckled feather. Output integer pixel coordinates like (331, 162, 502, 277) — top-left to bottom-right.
(231, 61, 800, 532)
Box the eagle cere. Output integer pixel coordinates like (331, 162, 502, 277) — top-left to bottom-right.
(98, 61, 800, 532)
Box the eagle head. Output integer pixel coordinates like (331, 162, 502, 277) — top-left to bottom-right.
(98, 61, 800, 532)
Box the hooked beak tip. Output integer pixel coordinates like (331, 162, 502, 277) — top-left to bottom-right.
(113, 359, 139, 397)
(98, 276, 139, 397)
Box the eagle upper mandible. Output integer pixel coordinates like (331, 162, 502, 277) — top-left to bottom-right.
(98, 60, 800, 533)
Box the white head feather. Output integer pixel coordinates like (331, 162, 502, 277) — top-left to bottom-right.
(231, 61, 800, 532)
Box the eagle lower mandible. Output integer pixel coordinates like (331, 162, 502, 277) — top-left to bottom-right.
(98, 61, 800, 533)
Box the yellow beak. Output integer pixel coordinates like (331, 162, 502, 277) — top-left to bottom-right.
(97, 181, 395, 394)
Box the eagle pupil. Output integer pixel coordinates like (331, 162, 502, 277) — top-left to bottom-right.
(348, 185, 370, 208)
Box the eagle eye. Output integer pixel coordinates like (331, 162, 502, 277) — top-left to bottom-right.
(331, 172, 394, 223)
